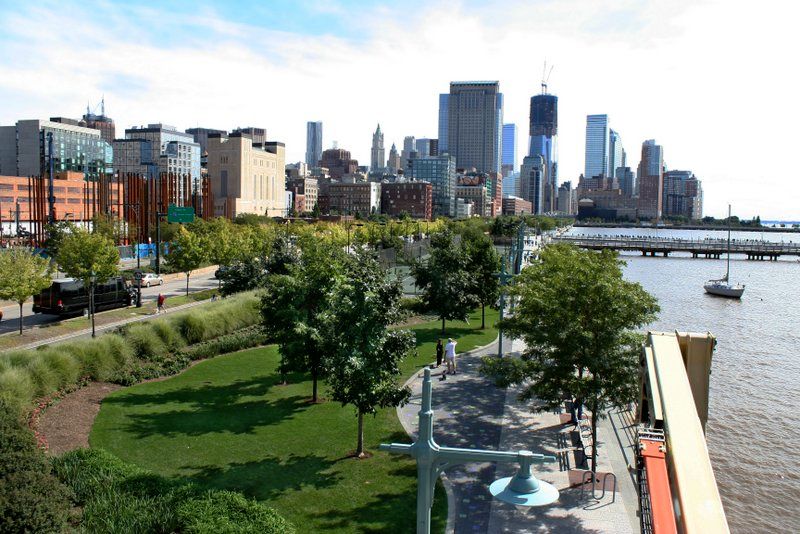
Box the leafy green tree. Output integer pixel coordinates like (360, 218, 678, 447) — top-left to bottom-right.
(412, 229, 479, 333)
(463, 228, 501, 329)
(91, 212, 123, 243)
(43, 221, 77, 260)
(0, 249, 53, 335)
(260, 235, 344, 402)
(480, 244, 658, 473)
(57, 228, 120, 313)
(325, 249, 414, 457)
(166, 226, 208, 296)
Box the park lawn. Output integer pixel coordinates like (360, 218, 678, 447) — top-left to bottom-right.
(90, 308, 499, 534)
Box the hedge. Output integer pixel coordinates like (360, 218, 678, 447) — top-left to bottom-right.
(52, 448, 294, 534)
(0, 293, 262, 415)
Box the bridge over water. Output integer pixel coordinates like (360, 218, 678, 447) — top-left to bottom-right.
(553, 235, 800, 260)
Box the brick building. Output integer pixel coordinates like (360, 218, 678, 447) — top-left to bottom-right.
(328, 182, 380, 216)
(286, 177, 318, 214)
(380, 181, 432, 220)
(502, 196, 533, 216)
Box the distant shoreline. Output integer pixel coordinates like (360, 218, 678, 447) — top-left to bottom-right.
(574, 222, 800, 233)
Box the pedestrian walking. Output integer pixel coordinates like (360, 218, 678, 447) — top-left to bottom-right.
(435, 339, 443, 368)
(156, 293, 166, 314)
(444, 337, 457, 375)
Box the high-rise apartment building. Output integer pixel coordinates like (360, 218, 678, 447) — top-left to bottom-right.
(618, 167, 636, 197)
(185, 128, 227, 155)
(207, 132, 285, 218)
(407, 154, 457, 217)
(609, 129, 625, 181)
(437, 94, 449, 154)
(637, 139, 664, 220)
(663, 170, 703, 220)
(585, 114, 610, 180)
(446, 81, 503, 173)
(306, 121, 323, 166)
(0, 118, 112, 180)
(502, 124, 516, 178)
(370, 124, 385, 172)
(519, 155, 545, 214)
(502, 171, 519, 198)
(528, 93, 558, 211)
(401, 136, 416, 173)
(557, 181, 577, 215)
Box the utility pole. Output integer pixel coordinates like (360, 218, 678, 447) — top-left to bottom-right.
(47, 132, 56, 225)
(495, 258, 515, 357)
(155, 211, 166, 275)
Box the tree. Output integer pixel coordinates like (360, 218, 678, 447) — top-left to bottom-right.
(166, 226, 208, 296)
(463, 228, 501, 329)
(412, 229, 479, 333)
(57, 229, 119, 293)
(260, 234, 344, 402)
(325, 249, 414, 457)
(480, 244, 659, 473)
(43, 221, 77, 261)
(0, 249, 53, 335)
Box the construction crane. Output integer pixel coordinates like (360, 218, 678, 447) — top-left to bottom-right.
(85, 96, 106, 119)
(541, 61, 554, 94)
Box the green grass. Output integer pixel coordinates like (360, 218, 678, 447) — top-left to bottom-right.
(90, 308, 499, 533)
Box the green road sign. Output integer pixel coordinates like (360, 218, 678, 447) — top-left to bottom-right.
(167, 204, 195, 224)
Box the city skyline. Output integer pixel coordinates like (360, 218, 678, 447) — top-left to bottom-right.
(0, 0, 796, 218)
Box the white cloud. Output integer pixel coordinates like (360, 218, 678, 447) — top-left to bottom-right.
(0, 0, 797, 218)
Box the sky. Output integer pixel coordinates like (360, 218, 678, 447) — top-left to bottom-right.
(0, 0, 797, 219)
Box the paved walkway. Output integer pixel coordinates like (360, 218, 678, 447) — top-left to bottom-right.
(398, 338, 641, 533)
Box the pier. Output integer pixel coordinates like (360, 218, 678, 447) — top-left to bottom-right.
(554, 235, 800, 260)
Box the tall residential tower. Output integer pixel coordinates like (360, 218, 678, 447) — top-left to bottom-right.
(306, 121, 323, 167)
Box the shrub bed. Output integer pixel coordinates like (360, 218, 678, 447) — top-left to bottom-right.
(0, 398, 71, 533)
(0, 293, 262, 415)
(52, 448, 293, 534)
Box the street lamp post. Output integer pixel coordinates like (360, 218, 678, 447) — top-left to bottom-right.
(155, 211, 166, 276)
(90, 271, 97, 338)
(381, 369, 558, 534)
(494, 258, 515, 358)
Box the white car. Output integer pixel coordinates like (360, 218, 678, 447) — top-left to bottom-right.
(137, 273, 164, 288)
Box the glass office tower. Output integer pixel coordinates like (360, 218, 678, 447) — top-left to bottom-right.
(584, 114, 609, 179)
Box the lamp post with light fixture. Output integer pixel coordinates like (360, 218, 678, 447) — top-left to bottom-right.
(380, 368, 558, 534)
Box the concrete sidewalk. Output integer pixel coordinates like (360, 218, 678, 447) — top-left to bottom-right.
(397, 338, 640, 533)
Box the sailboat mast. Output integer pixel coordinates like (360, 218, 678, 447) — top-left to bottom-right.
(726, 204, 731, 280)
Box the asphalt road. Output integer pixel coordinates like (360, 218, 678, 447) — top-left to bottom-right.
(0, 272, 219, 336)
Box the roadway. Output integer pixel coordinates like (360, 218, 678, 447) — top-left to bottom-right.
(0, 271, 218, 336)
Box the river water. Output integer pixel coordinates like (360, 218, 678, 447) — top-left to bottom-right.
(564, 227, 800, 533)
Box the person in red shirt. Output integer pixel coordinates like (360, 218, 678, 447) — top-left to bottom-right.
(156, 293, 166, 314)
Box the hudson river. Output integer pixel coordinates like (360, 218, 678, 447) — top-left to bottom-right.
(566, 226, 800, 533)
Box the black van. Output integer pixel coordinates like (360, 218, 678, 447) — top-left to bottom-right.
(33, 277, 133, 316)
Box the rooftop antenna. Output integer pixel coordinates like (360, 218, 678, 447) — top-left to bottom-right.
(101, 95, 105, 116)
(541, 61, 554, 94)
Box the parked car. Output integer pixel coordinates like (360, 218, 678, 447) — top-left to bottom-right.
(33, 277, 132, 317)
(135, 272, 164, 288)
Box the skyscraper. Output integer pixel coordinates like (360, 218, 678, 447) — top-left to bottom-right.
(370, 124, 385, 172)
(501, 124, 516, 178)
(585, 114, 609, 180)
(609, 129, 625, 182)
(637, 139, 664, 220)
(387, 143, 401, 173)
(80, 98, 115, 145)
(663, 170, 703, 220)
(401, 136, 416, 173)
(519, 155, 545, 214)
(528, 92, 558, 210)
(446, 81, 503, 173)
(306, 121, 323, 166)
(407, 155, 457, 217)
(438, 94, 449, 154)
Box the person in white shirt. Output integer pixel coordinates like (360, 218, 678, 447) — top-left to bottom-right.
(444, 338, 457, 376)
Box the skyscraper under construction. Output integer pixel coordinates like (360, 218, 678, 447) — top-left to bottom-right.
(528, 92, 558, 211)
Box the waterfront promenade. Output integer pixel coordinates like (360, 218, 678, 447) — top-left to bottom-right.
(397, 338, 640, 533)
(555, 235, 800, 260)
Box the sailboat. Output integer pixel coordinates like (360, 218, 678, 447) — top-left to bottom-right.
(704, 205, 745, 298)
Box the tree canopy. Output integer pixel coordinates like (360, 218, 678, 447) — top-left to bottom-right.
(462, 228, 501, 329)
(0, 249, 53, 334)
(412, 229, 479, 333)
(481, 244, 659, 472)
(57, 229, 119, 287)
(166, 226, 208, 296)
(325, 248, 414, 457)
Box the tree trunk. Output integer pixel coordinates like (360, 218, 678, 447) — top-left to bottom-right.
(590, 401, 598, 474)
(356, 410, 365, 457)
(481, 303, 485, 329)
(441, 317, 445, 334)
(18, 301, 23, 335)
(311, 369, 318, 403)
(186, 272, 190, 296)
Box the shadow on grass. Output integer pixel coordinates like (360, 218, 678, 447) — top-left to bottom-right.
(104, 376, 310, 438)
(181, 453, 341, 501)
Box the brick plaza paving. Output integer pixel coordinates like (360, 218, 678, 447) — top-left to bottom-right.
(397, 337, 641, 533)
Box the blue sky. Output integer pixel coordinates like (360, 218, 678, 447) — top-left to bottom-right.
(0, 0, 797, 219)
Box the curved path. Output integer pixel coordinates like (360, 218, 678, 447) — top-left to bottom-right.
(397, 339, 640, 533)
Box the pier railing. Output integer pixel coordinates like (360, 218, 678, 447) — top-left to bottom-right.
(553, 235, 800, 259)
